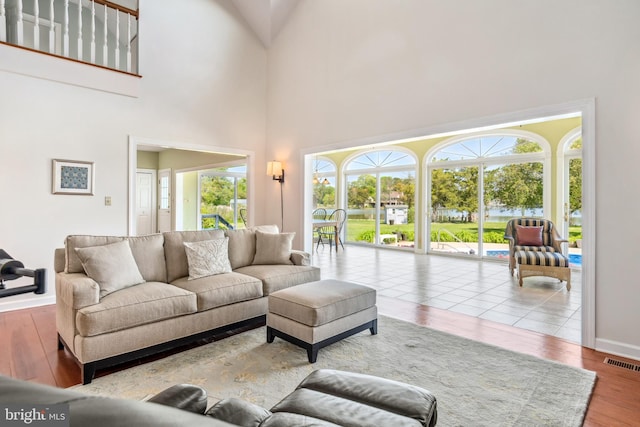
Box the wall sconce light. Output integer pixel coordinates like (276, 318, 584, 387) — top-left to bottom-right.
(267, 161, 284, 183)
(267, 160, 285, 230)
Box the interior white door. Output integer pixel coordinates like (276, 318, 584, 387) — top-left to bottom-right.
(158, 169, 172, 232)
(136, 170, 156, 235)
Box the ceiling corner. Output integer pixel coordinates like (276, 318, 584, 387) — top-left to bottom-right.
(231, 0, 299, 48)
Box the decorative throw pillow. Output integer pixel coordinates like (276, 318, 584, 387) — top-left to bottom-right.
(252, 231, 295, 265)
(183, 238, 232, 280)
(516, 225, 543, 246)
(75, 240, 145, 298)
(226, 225, 280, 269)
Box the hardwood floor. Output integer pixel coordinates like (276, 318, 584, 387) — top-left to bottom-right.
(1, 302, 639, 426)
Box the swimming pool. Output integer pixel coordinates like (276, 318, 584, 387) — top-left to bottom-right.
(486, 250, 582, 266)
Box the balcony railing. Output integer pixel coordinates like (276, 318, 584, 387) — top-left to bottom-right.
(1, 0, 139, 75)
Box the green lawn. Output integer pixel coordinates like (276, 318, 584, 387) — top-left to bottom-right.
(345, 220, 582, 244)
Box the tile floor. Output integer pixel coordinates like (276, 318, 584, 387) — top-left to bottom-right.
(312, 244, 582, 343)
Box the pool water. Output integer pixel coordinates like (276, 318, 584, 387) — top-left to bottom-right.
(486, 250, 582, 266)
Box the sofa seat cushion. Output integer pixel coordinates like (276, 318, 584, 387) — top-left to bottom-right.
(513, 244, 556, 253)
(234, 265, 321, 295)
(270, 388, 425, 427)
(268, 280, 376, 327)
(171, 272, 263, 312)
(76, 282, 197, 337)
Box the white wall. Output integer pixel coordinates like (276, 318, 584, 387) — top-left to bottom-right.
(0, 0, 267, 310)
(266, 0, 640, 354)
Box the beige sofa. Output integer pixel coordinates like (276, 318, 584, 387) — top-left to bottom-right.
(54, 225, 320, 384)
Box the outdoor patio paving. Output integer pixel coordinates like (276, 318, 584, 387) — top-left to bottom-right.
(312, 244, 582, 343)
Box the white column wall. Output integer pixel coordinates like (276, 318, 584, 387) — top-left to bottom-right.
(266, 1, 640, 354)
(0, 0, 267, 311)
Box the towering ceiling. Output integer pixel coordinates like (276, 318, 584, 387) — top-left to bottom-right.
(231, 0, 300, 48)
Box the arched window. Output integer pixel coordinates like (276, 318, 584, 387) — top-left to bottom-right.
(312, 157, 337, 209)
(559, 129, 582, 266)
(427, 132, 549, 258)
(344, 149, 417, 247)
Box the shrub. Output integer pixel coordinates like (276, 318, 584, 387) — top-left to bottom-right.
(357, 230, 375, 243)
(483, 231, 507, 244)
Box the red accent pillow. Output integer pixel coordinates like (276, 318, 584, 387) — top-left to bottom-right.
(516, 225, 543, 246)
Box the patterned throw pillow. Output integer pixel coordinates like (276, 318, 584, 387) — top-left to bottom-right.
(183, 238, 232, 280)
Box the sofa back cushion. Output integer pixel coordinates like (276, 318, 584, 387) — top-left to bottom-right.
(65, 234, 167, 283)
(163, 230, 226, 283)
(75, 240, 145, 298)
(226, 225, 279, 269)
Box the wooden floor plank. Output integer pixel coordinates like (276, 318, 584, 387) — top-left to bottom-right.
(0, 303, 639, 425)
(0, 312, 13, 377)
(31, 304, 79, 387)
(6, 309, 55, 385)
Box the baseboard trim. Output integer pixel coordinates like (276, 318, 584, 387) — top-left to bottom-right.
(596, 338, 640, 362)
(0, 295, 56, 313)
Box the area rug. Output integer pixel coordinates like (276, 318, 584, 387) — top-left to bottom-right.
(73, 315, 595, 426)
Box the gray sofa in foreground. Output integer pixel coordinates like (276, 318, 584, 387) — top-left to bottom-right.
(54, 225, 320, 384)
(0, 369, 437, 426)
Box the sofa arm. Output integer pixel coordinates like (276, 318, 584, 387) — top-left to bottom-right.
(54, 248, 66, 273)
(206, 398, 272, 427)
(56, 272, 100, 309)
(290, 250, 311, 266)
(147, 384, 208, 415)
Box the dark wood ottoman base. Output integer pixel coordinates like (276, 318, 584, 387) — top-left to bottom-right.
(267, 319, 377, 363)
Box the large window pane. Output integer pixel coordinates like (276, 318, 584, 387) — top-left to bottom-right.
(568, 157, 582, 266)
(313, 158, 336, 209)
(200, 166, 247, 230)
(430, 166, 479, 255)
(344, 153, 416, 248)
(483, 161, 543, 259)
(346, 173, 376, 244)
(429, 135, 546, 259)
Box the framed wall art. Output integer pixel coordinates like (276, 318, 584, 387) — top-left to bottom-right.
(52, 159, 95, 195)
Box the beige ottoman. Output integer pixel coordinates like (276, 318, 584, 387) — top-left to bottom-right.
(267, 279, 377, 362)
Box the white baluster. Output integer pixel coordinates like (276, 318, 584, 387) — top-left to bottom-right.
(90, 0, 95, 63)
(76, 0, 82, 60)
(0, 0, 5, 43)
(126, 13, 131, 72)
(33, 0, 39, 50)
(102, 4, 107, 66)
(48, 0, 54, 53)
(16, 0, 23, 46)
(114, 9, 119, 69)
(63, 0, 69, 57)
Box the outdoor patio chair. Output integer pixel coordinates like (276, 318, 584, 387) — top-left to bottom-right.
(332, 209, 347, 249)
(312, 208, 327, 221)
(317, 209, 346, 252)
(312, 208, 327, 243)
